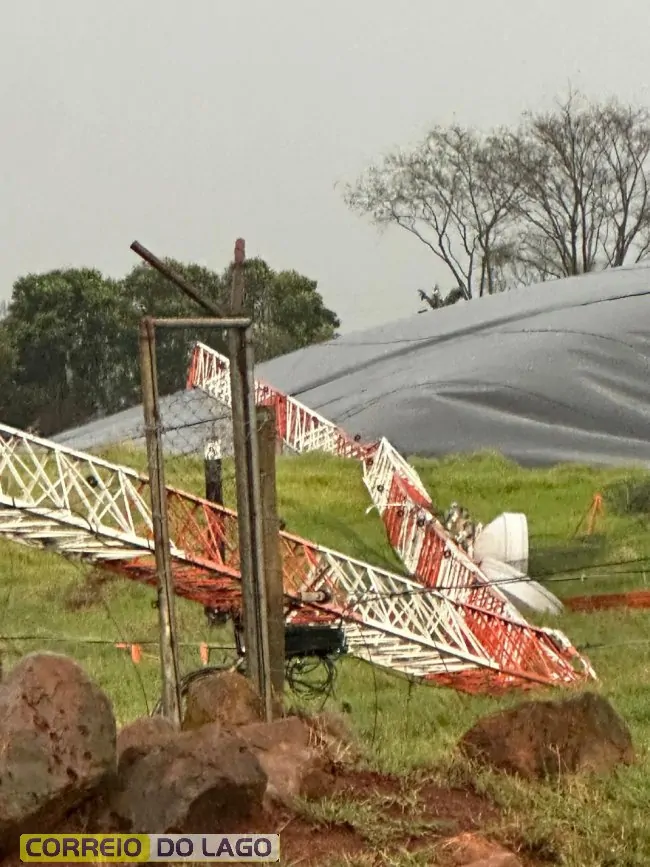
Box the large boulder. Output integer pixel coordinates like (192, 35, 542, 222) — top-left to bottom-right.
(459, 691, 634, 780)
(237, 716, 334, 805)
(0, 653, 116, 851)
(116, 716, 176, 773)
(182, 671, 264, 731)
(110, 723, 267, 832)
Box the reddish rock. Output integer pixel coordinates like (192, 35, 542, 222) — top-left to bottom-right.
(110, 723, 267, 832)
(237, 717, 334, 805)
(182, 671, 264, 731)
(0, 653, 116, 852)
(459, 691, 634, 780)
(116, 715, 176, 773)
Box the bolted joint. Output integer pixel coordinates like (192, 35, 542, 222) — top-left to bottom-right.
(298, 588, 333, 605)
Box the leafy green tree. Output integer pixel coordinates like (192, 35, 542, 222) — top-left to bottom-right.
(120, 260, 228, 396)
(121, 256, 340, 394)
(1, 269, 130, 433)
(223, 259, 340, 359)
(0, 257, 339, 435)
(0, 319, 18, 423)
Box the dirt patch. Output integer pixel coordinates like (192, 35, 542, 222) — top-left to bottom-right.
(328, 768, 499, 832)
(257, 767, 504, 865)
(566, 589, 650, 611)
(270, 814, 367, 866)
(0, 767, 502, 867)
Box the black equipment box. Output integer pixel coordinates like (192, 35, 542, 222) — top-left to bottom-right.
(283, 624, 347, 659)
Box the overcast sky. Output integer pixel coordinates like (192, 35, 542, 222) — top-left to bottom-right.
(2, 0, 649, 332)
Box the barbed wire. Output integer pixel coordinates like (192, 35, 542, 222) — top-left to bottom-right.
(0, 635, 236, 649)
(6, 322, 647, 730)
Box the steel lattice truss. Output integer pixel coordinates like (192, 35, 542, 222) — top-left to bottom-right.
(187, 342, 596, 691)
(0, 423, 593, 692)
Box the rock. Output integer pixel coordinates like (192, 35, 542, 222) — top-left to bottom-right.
(237, 716, 334, 805)
(0, 653, 116, 851)
(443, 833, 522, 866)
(110, 723, 267, 832)
(116, 716, 176, 773)
(459, 691, 634, 780)
(182, 671, 264, 731)
(306, 710, 360, 763)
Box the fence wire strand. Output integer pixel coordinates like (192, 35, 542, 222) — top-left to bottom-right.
(2, 325, 650, 733)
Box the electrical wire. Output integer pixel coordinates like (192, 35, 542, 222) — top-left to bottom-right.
(20, 489, 650, 596)
(285, 655, 338, 703)
(7, 483, 650, 635)
(335, 555, 650, 604)
(0, 635, 236, 649)
(6, 415, 650, 726)
(149, 651, 340, 718)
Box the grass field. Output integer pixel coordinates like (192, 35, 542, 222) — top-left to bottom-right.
(2, 447, 650, 865)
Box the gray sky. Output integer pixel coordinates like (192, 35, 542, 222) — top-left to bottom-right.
(2, 0, 649, 333)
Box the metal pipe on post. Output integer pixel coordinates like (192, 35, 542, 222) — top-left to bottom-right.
(203, 438, 227, 630)
(129, 239, 273, 720)
(204, 439, 224, 513)
(130, 242, 226, 318)
(256, 405, 285, 709)
(228, 240, 273, 722)
(139, 318, 182, 728)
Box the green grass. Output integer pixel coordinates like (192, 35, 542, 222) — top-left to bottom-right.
(3, 447, 650, 865)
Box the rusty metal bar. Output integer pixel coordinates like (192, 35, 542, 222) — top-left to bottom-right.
(130, 240, 226, 318)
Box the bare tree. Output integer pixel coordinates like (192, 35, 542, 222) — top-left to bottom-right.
(507, 91, 650, 279)
(344, 126, 521, 299)
(345, 91, 650, 307)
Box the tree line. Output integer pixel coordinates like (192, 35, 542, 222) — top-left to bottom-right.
(0, 258, 339, 436)
(345, 90, 650, 305)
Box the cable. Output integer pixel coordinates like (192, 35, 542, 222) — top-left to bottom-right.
(336, 556, 650, 605)
(149, 650, 341, 718)
(285, 655, 338, 703)
(578, 638, 650, 651)
(0, 635, 236, 649)
(159, 414, 232, 437)
(97, 588, 151, 716)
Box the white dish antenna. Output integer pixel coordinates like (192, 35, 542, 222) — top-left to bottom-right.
(479, 556, 563, 616)
(474, 512, 529, 574)
(474, 513, 563, 615)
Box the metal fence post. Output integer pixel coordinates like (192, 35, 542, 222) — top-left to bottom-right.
(139, 317, 182, 728)
(130, 240, 274, 721)
(257, 404, 285, 709)
(228, 240, 273, 721)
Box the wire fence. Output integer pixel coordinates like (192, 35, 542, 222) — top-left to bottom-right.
(138, 321, 245, 720)
(2, 311, 650, 738)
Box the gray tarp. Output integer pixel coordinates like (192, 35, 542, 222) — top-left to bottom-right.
(53, 390, 233, 457)
(259, 265, 650, 467)
(55, 265, 650, 467)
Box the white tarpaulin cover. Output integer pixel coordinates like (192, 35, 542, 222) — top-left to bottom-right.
(56, 265, 650, 467)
